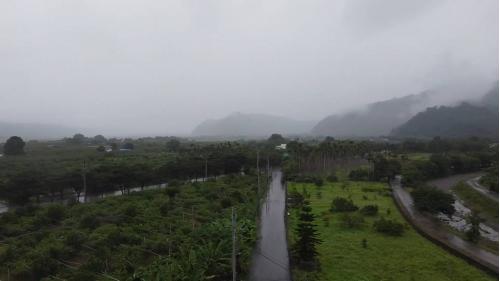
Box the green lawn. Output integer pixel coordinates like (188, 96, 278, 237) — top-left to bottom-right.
(288, 181, 495, 281)
(406, 153, 432, 161)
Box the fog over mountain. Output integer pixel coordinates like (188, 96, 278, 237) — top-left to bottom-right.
(311, 92, 432, 137)
(0, 122, 77, 142)
(192, 113, 315, 137)
(0, 0, 497, 137)
(392, 84, 499, 138)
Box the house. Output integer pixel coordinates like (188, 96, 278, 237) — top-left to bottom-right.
(275, 144, 287, 150)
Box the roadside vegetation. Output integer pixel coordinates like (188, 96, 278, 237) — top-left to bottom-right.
(453, 181, 499, 227)
(480, 164, 499, 192)
(287, 180, 495, 281)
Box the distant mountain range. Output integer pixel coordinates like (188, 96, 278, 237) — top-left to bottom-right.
(3, 84, 498, 141)
(193, 83, 499, 139)
(311, 92, 431, 137)
(191, 113, 316, 137)
(392, 84, 499, 139)
(0, 122, 77, 142)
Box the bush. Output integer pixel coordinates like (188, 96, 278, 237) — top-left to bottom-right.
(349, 168, 371, 181)
(45, 204, 65, 223)
(411, 187, 455, 215)
(326, 174, 338, 182)
(65, 231, 86, 250)
(313, 178, 324, 187)
(288, 190, 305, 209)
(339, 213, 364, 228)
(289, 175, 323, 185)
(159, 201, 171, 216)
(220, 198, 232, 208)
(330, 197, 358, 212)
(359, 205, 378, 216)
(123, 205, 138, 217)
(165, 186, 180, 200)
(373, 217, 404, 236)
(80, 213, 100, 229)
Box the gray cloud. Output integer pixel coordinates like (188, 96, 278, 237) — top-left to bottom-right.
(0, 0, 497, 136)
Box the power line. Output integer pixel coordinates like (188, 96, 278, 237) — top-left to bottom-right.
(253, 249, 289, 272)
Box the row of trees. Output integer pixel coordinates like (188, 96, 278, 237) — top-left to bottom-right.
(395, 137, 496, 154)
(0, 139, 284, 205)
(401, 152, 495, 186)
(284, 138, 389, 175)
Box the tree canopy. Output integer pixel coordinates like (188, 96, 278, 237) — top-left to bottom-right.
(3, 136, 25, 155)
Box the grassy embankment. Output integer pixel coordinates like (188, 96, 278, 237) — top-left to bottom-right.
(453, 181, 498, 224)
(452, 181, 499, 253)
(288, 180, 495, 281)
(0, 174, 258, 281)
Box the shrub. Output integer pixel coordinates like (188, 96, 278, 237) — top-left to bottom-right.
(326, 174, 338, 182)
(339, 213, 364, 228)
(360, 205, 378, 216)
(288, 190, 305, 209)
(165, 186, 180, 200)
(65, 231, 86, 250)
(465, 211, 482, 243)
(80, 213, 100, 229)
(159, 201, 171, 216)
(123, 205, 138, 217)
(45, 204, 65, 223)
(289, 175, 323, 185)
(411, 187, 455, 215)
(313, 178, 324, 187)
(220, 198, 232, 208)
(348, 168, 371, 181)
(361, 238, 368, 248)
(230, 190, 243, 202)
(373, 217, 404, 236)
(331, 197, 358, 212)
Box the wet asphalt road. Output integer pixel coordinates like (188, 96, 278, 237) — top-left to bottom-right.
(249, 170, 291, 281)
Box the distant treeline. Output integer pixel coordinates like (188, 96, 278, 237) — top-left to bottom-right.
(0, 136, 283, 205)
(283, 136, 497, 187)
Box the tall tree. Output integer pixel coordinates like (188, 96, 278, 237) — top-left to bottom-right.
(292, 200, 322, 270)
(3, 136, 25, 155)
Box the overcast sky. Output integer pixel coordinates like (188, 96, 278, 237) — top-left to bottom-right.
(0, 0, 498, 136)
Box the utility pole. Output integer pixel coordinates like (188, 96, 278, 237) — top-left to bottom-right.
(231, 207, 237, 281)
(256, 150, 260, 194)
(205, 157, 208, 181)
(192, 206, 195, 230)
(168, 223, 172, 257)
(266, 154, 270, 183)
(82, 160, 87, 203)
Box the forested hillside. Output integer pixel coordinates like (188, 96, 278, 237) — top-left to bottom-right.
(311, 92, 430, 137)
(392, 85, 499, 139)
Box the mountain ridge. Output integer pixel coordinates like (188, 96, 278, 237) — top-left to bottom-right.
(311, 92, 432, 137)
(192, 112, 316, 137)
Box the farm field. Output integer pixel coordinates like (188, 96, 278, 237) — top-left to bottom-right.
(0, 175, 258, 281)
(288, 180, 495, 281)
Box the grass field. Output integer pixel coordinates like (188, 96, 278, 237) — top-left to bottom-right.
(406, 153, 432, 161)
(288, 180, 495, 281)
